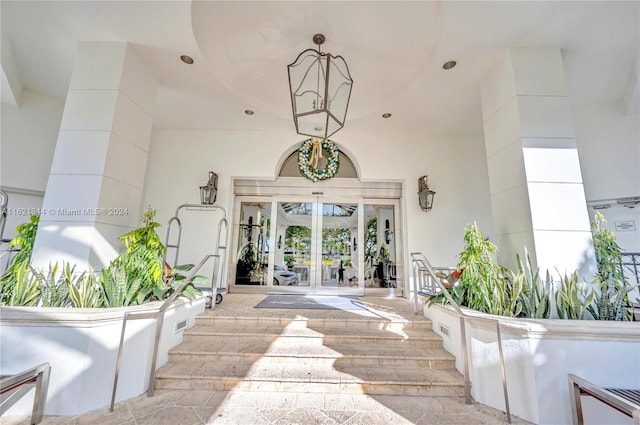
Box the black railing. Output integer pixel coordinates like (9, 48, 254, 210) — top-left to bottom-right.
(621, 252, 640, 285)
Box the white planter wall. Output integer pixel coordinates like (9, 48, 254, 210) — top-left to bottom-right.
(425, 303, 640, 425)
(0, 296, 206, 416)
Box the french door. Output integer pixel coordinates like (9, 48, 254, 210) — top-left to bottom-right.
(269, 197, 362, 295)
(232, 194, 400, 296)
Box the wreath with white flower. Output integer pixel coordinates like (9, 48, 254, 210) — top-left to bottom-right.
(297, 139, 340, 182)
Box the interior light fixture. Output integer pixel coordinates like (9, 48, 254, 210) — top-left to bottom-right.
(384, 219, 394, 244)
(353, 237, 357, 252)
(382, 113, 392, 118)
(277, 235, 282, 249)
(244, 109, 254, 115)
(288, 34, 353, 141)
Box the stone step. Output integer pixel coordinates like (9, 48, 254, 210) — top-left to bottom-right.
(155, 378, 464, 397)
(182, 332, 443, 347)
(157, 312, 464, 400)
(155, 362, 464, 396)
(168, 347, 456, 369)
(171, 340, 451, 359)
(193, 316, 434, 332)
(189, 322, 437, 340)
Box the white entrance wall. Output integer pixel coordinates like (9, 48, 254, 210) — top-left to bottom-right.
(0, 90, 64, 240)
(1, 81, 637, 285)
(141, 129, 495, 284)
(574, 101, 640, 202)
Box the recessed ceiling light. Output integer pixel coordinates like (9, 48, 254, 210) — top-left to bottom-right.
(382, 113, 392, 118)
(244, 109, 254, 115)
(180, 55, 194, 65)
(442, 60, 457, 70)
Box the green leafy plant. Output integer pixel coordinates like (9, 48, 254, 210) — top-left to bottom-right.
(512, 250, 551, 319)
(162, 264, 204, 300)
(0, 207, 204, 308)
(34, 263, 71, 307)
(1, 260, 40, 306)
(591, 212, 626, 289)
(587, 279, 638, 321)
(377, 243, 390, 263)
(8, 214, 39, 266)
(455, 223, 521, 316)
(0, 215, 41, 303)
(589, 211, 635, 320)
(101, 263, 142, 307)
(428, 223, 523, 317)
(110, 207, 167, 304)
(68, 268, 104, 308)
(555, 271, 595, 320)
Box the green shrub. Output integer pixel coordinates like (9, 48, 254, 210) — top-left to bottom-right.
(512, 251, 550, 319)
(0, 208, 201, 308)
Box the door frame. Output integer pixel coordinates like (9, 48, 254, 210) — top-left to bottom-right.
(230, 178, 404, 296)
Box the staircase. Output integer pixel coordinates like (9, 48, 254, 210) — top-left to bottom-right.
(155, 315, 464, 398)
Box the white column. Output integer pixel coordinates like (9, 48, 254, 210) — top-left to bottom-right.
(480, 48, 596, 277)
(31, 42, 157, 270)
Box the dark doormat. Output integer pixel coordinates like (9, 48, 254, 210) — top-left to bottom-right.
(254, 295, 365, 310)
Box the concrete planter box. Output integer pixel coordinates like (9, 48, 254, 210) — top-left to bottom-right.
(0, 295, 206, 416)
(424, 303, 640, 425)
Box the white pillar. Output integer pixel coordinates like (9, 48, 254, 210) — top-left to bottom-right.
(31, 42, 157, 270)
(480, 48, 596, 277)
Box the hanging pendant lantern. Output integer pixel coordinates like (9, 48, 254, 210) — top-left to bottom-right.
(288, 34, 353, 141)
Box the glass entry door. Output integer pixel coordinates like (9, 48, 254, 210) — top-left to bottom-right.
(232, 197, 400, 296)
(270, 198, 362, 295)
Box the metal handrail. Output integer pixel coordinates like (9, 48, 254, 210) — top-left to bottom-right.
(110, 253, 217, 411)
(164, 216, 182, 267)
(621, 252, 640, 286)
(0, 189, 7, 240)
(1, 362, 51, 424)
(163, 204, 229, 303)
(411, 252, 512, 423)
(568, 373, 640, 425)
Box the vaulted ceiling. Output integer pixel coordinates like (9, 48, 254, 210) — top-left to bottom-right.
(2, 1, 638, 136)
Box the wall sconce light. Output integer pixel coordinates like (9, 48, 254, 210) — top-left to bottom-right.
(277, 235, 282, 249)
(384, 219, 394, 244)
(418, 175, 436, 212)
(199, 171, 218, 205)
(353, 237, 357, 251)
